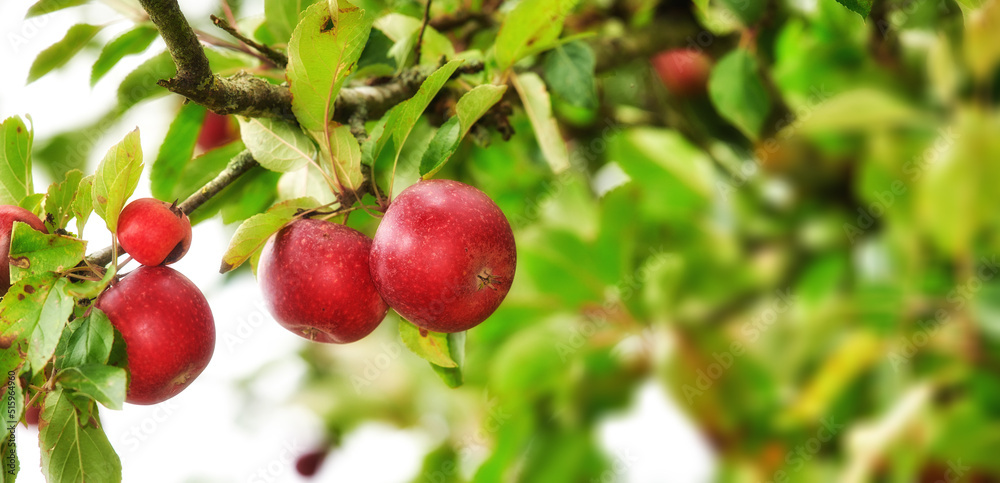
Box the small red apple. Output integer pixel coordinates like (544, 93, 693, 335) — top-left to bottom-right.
(0, 205, 48, 295)
(24, 396, 40, 426)
(258, 219, 388, 343)
(96, 265, 215, 405)
(369, 180, 516, 333)
(295, 449, 328, 477)
(651, 49, 713, 97)
(197, 111, 239, 151)
(117, 198, 192, 266)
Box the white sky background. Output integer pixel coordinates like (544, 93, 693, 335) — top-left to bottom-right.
(0, 1, 715, 481)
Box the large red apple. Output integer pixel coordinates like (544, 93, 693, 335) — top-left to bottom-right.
(369, 180, 516, 333)
(651, 49, 713, 97)
(117, 198, 192, 266)
(96, 266, 215, 405)
(257, 219, 388, 343)
(1, 205, 48, 295)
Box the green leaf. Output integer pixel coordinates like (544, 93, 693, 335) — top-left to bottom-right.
(328, 125, 364, 192)
(151, 103, 206, 200)
(92, 128, 143, 232)
(719, 0, 767, 24)
(0, 116, 33, 206)
(512, 72, 570, 173)
(55, 309, 115, 370)
(118, 51, 176, 111)
(8, 222, 86, 283)
(171, 142, 245, 202)
(430, 331, 465, 388)
(57, 364, 127, 410)
(964, 0, 1000, 82)
(366, 60, 464, 167)
(374, 14, 455, 68)
(0, 273, 73, 373)
(832, 0, 874, 18)
(63, 264, 115, 300)
(220, 212, 293, 273)
(495, 0, 580, 70)
(542, 41, 597, 109)
(265, 0, 314, 44)
(28, 24, 103, 83)
(18, 193, 44, 215)
(399, 320, 458, 368)
(419, 84, 507, 177)
(708, 49, 771, 141)
(42, 169, 83, 232)
(238, 117, 317, 173)
(39, 389, 122, 482)
(287, 2, 372, 135)
(72, 175, 94, 238)
(26, 0, 89, 17)
(91, 24, 159, 86)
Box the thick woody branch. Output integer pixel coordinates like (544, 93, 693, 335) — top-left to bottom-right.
(86, 151, 260, 267)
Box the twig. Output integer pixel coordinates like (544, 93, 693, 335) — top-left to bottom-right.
(211, 15, 288, 68)
(196, 30, 273, 65)
(429, 10, 492, 31)
(415, 0, 434, 65)
(86, 151, 260, 267)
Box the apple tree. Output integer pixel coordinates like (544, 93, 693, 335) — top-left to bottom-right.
(4, 0, 1000, 481)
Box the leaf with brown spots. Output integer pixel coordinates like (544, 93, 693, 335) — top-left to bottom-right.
(7, 221, 86, 284)
(0, 273, 73, 374)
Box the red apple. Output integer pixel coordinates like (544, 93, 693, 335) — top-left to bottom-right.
(295, 449, 328, 477)
(651, 49, 713, 97)
(96, 266, 215, 405)
(197, 111, 239, 151)
(258, 219, 388, 343)
(0, 205, 48, 295)
(117, 198, 192, 266)
(369, 180, 516, 333)
(24, 396, 40, 426)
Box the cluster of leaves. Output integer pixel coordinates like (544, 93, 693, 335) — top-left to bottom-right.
(0, 118, 148, 482)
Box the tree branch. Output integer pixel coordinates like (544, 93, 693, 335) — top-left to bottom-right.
(86, 151, 260, 267)
(211, 14, 288, 68)
(415, 0, 433, 65)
